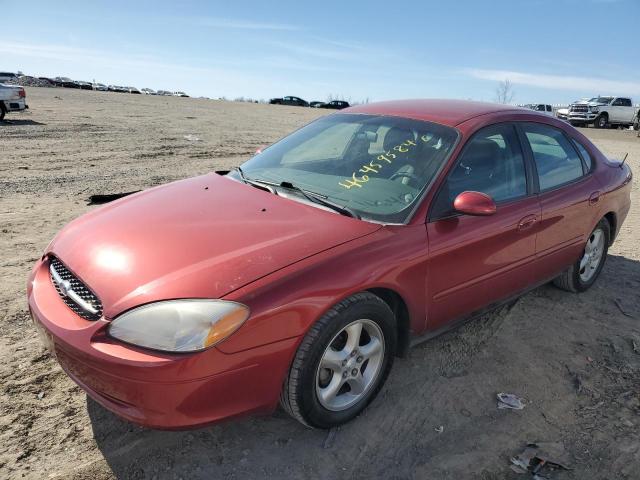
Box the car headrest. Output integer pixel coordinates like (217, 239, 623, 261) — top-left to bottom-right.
(463, 139, 500, 172)
(383, 127, 414, 152)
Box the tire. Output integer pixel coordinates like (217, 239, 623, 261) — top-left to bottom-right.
(553, 218, 610, 293)
(280, 292, 396, 428)
(594, 114, 608, 129)
(634, 117, 639, 131)
(0, 102, 6, 121)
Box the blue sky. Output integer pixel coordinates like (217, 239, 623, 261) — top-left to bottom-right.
(1, 0, 639, 103)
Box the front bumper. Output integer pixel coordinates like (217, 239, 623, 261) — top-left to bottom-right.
(568, 113, 597, 123)
(27, 258, 297, 429)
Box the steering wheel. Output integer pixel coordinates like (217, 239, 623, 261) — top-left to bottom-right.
(389, 171, 421, 184)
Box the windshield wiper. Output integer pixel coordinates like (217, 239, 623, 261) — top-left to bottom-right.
(234, 169, 359, 219)
(279, 181, 360, 219)
(234, 167, 279, 193)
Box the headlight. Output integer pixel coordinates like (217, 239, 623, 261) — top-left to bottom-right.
(590, 106, 599, 113)
(108, 300, 249, 353)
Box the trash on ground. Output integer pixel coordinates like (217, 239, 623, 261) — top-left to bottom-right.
(183, 134, 201, 142)
(510, 442, 570, 477)
(87, 191, 141, 205)
(434, 425, 444, 433)
(497, 392, 525, 410)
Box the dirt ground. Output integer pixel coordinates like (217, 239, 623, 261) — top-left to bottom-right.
(1, 88, 638, 480)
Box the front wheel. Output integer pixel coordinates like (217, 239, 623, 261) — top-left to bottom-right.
(553, 218, 609, 292)
(595, 114, 608, 129)
(280, 292, 396, 428)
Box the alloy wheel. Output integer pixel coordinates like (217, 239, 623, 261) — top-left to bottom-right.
(315, 319, 385, 411)
(579, 228, 605, 282)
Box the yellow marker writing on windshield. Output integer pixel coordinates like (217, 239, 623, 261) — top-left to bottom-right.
(338, 172, 369, 189)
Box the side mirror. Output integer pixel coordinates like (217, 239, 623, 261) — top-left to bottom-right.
(453, 191, 496, 216)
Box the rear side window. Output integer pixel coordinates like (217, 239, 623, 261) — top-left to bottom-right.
(522, 123, 584, 191)
(431, 123, 527, 218)
(571, 139, 593, 172)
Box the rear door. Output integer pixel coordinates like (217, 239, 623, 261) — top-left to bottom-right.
(518, 122, 601, 281)
(426, 123, 540, 331)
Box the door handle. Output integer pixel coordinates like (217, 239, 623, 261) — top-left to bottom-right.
(518, 214, 538, 231)
(589, 191, 601, 205)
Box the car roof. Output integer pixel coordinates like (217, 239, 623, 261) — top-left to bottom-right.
(343, 99, 524, 127)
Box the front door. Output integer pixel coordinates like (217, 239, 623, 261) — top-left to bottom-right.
(426, 123, 540, 331)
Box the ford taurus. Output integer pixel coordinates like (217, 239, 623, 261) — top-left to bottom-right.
(28, 100, 632, 429)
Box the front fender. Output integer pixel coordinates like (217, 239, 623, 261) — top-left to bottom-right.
(218, 224, 429, 354)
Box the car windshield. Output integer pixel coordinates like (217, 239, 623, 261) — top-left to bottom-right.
(588, 97, 613, 104)
(236, 114, 458, 223)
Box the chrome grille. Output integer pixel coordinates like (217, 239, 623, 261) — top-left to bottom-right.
(49, 257, 103, 321)
(571, 105, 588, 113)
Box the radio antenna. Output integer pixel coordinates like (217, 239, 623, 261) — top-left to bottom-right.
(620, 152, 628, 168)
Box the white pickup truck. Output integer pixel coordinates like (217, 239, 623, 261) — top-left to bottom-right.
(0, 83, 28, 121)
(568, 96, 639, 129)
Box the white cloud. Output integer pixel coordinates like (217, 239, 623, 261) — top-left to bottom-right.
(464, 68, 640, 95)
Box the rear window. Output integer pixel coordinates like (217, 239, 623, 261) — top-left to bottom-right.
(522, 123, 584, 190)
(572, 139, 593, 172)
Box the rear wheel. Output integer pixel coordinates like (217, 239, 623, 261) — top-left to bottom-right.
(553, 218, 609, 292)
(0, 102, 6, 121)
(595, 114, 608, 129)
(280, 292, 396, 428)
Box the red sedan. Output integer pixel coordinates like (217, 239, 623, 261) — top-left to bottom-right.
(28, 100, 632, 429)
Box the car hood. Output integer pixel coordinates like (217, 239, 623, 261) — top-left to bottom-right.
(573, 101, 607, 106)
(48, 173, 381, 318)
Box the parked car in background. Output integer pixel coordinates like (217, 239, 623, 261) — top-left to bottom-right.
(128, 87, 142, 94)
(108, 85, 128, 93)
(92, 83, 108, 91)
(156, 90, 172, 96)
(76, 81, 93, 90)
(556, 106, 569, 121)
(320, 100, 350, 110)
(524, 104, 554, 116)
(568, 96, 638, 128)
(54, 77, 77, 88)
(0, 83, 28, 121)
(269, 96, 309, 107)
(173, 91, 189, 97)
(141, 88, 156, 95)
(29, 100, 632, 430)
(0, 72, 18, 82)
(310, 101, 324, 108)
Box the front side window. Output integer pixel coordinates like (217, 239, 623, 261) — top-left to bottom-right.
(522, 123, 584, 191)
(237, 114, 458, 223)
(431, 123, 527, 218)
